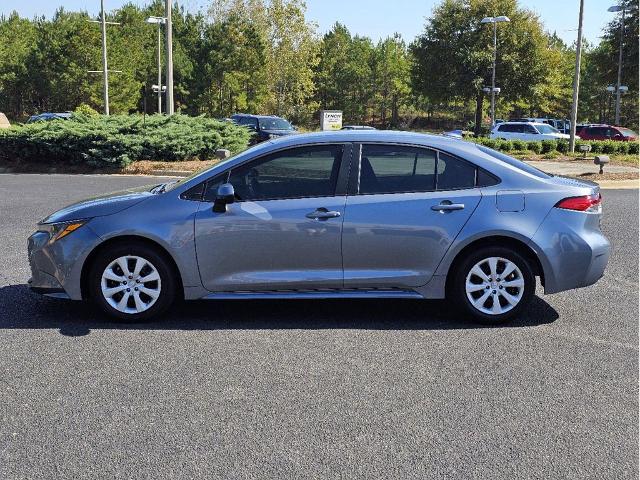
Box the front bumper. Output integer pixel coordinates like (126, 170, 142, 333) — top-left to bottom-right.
(531, 208, 611, 294)
(27, 225, 103, 300)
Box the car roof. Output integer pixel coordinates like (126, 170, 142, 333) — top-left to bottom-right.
(259, 130, 485, 154)
(231, 113, 283, 119)
(497, 121, 546, 126)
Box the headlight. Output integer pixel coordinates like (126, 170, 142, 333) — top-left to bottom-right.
(38, 220, 88, 244)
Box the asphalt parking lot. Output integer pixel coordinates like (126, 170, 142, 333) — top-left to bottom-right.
(0, 174, 638, 479)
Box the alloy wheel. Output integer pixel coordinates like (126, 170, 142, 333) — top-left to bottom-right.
(465, 256, 525, 316)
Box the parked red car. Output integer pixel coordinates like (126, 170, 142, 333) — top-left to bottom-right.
(578, 124, 638, 141)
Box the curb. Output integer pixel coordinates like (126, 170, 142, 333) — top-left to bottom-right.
(598, 179, 639, 190)
(149, 170, 192, 177)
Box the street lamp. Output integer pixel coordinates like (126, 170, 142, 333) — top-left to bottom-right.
(481, 16, 510, 127)
(146, 16, 166, 114)
(607, 4, 625, 125)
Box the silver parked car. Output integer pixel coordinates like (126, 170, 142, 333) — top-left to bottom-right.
(28, 131, 610, 324)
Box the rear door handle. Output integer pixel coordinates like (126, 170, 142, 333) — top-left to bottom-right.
(306, 208, 341, 220)
(431, 203, 465, 212)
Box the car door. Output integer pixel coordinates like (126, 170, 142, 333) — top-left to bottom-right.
(194, 143, 351, 291)
(587, 127, 608, 141)
(341, 144, 482, 288)
(496, 124, 512, 139)
(523, 124, 539, 141)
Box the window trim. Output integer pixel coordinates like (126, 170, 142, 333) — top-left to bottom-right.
(350, 142, 499, 196)
(183, 143, 353, 203)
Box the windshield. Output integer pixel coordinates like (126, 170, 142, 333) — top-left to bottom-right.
(476, 145, 552, 179)
(258, 118, 293, 130)
(163, 144, 264, 192)
(535, 124, 560, 134)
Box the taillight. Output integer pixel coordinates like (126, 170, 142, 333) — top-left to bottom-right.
(555, 193, 602, 212)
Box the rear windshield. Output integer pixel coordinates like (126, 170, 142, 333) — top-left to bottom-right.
(476, 145, 552, 179)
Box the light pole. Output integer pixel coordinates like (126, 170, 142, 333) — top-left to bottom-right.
(481, 15, 510, 127)
(606, 85, 616, 123)
(146, 16, 166, 114)
(165, 0, 174, 115)
(569, 0, 585, 153)
(608, 4, 625, 125)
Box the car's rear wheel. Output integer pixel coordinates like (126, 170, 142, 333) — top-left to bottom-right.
(451, 246, 535, 325)
(89, 243, 175, 322)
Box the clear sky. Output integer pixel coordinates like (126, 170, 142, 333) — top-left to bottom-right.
(0, 0, 614, 46)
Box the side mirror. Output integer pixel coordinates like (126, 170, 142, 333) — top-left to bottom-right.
(213, 183, 235, 213)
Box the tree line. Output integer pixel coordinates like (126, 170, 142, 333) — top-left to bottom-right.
(0, 0, 637, 131)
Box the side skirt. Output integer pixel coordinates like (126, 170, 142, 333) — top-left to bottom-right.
(202, 289, 424, 300)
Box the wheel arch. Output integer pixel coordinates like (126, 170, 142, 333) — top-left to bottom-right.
(444, 235, 545, 296)
(80, 235, 184, 300)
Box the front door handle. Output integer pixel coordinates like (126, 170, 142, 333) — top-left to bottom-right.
(431, 202, 465, 212)
(306, 208, 341, 220)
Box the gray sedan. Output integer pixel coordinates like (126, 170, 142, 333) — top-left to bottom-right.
(28, 131, 610, 324)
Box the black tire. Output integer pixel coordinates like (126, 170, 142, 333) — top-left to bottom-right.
(451, 246, 535, 325)
(88, 242, 176, 322)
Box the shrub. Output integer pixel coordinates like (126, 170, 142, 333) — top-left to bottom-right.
(511, 140, 526, 151)
(589, 141, 603, 153)
(481, 138, 497, 149)
(527, 141, 541, 154)
(496, 140, 513, 152)
(0, 114, 251, 168)
(601, 140, 617, 154)
(74, 104, 99, 116)
(540, 140, 557, 153)
(628, 141, 639, 155)
(542, 150, 560, 159)
(615, 142, 630, 154)
(555, 141, 569, 153)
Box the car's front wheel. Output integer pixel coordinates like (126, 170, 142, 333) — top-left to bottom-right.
(89, 243, 176, 322)
(451, 246, 535, 325)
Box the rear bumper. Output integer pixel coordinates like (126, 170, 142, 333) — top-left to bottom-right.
(531, 209, 610, 294)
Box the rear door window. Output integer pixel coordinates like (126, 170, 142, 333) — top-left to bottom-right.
(357, 145, 490, 194)
(436, 153, 477, 190)
(359, 145, 437, 194)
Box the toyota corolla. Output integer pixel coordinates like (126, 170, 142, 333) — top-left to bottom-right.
(28, 131, 610, 324)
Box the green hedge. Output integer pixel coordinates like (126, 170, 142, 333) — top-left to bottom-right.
(0, 114, 251, 168)
(469, 136, 638, 156)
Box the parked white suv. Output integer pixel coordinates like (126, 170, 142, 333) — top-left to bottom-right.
(490, 122, 570, 141)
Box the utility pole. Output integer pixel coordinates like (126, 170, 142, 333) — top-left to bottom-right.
(89, 0, 120, 115)
(165, 0, 174, 115)
(608, 5, 626, 125)
(569, 0, 585, 153)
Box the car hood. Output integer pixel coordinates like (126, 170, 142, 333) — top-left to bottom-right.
(40, 184, 156, 224)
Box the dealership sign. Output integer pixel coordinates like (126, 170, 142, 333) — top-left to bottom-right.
(320, 110, 343, 131)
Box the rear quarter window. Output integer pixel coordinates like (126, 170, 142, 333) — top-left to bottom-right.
(476, 145, 551, 179)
